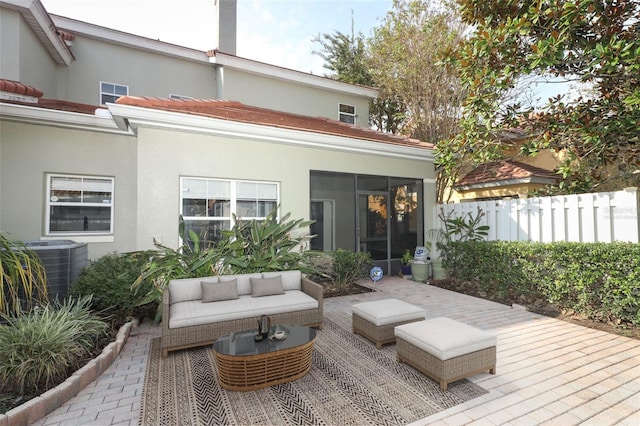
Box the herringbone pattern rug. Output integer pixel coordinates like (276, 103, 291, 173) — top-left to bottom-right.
(139, 311, 487, 425)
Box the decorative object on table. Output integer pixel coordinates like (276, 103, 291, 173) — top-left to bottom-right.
(369, 266, 383, 291)
(258, 315, 271, 338)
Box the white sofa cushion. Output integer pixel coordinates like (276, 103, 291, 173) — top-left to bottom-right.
(169, 290, 319, 329)
(169, 276, 218, 304)
(219, 273, 262, 295)
(262, 270, 302, 291)
(352, 298, 425, 326)
(201, 280, 238, 302)
(394, 317, 497, 361)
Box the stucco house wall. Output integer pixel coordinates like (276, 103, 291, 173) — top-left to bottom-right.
(0, 121, 137, 258)
(0, 116, 434, 260)
(134, 126, 434, 252)
(0, 8, 59, 96)
(222, 69, 371, 127)
(60, 36, 217, 105)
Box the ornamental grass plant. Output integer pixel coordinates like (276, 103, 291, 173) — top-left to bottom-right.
(0, 295, 109, 400)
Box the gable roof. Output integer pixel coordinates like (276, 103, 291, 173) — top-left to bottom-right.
(1, 0, 73, 65)
(115, 96, 432, 150)
(455, 160, 558, 190)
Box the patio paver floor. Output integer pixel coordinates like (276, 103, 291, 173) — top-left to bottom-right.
(31, 277, 640, 425)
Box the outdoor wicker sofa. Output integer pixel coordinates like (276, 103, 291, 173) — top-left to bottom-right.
(161, 270, 323, 357)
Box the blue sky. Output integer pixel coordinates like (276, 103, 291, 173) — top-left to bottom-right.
(41, 0, 393, 75)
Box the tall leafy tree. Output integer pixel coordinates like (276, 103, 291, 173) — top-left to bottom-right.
(368, 0, 468, 201)
(444, 0, 640, 194)
(313, 14, 405, 134)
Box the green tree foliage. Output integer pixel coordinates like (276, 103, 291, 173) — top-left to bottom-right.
(368, 0, 468, 202)
(369, 0, 467, 141)
(312, 15, 406, 134)
(444, 0, 640, 194)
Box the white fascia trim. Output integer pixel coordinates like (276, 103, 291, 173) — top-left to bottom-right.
(210, 53, 380, 98)
(456, 177, 556, 191)
(107, 103, 433, 161)
(51, 15, 210, 64)
(0, 102, 133, 134)
(1, 0, 73, 65)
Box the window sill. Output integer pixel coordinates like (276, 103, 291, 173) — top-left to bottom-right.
(42, 235, 115, 243)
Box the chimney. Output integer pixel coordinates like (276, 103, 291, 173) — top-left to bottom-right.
(214, 0, 237, 55)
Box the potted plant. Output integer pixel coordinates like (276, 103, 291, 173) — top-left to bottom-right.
(427, 207, 489, 280)
(400, 250, 412, 276)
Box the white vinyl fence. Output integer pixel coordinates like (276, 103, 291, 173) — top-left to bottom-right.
(434, 187, 640, 243)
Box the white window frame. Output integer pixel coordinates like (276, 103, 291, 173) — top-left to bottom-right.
(339, 103, 356, 124)
(100, 81, 128, 104)
(180, 177, 279, 245)
(45, 173, 115, 237)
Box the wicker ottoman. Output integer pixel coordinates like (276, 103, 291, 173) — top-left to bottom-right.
(352, 299, 425, 349)
(395, 317, 497, 390)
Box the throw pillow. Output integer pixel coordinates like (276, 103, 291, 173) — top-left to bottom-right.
(250, 276, 284, 297)
(201, 279, 238, 302)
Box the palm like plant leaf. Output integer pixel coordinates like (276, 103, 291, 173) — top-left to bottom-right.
(0, 234, 48, 317)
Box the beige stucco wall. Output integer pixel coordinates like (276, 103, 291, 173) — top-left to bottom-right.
(134, 127, 435, 251)
(60, 36, 216, 105)
(0, 121, 137, 258)
(222, 69, 371, 128)
(0, 118, 435, 259)
(0, 8, 59, 95)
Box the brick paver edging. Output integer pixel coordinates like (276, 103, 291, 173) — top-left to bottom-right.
(0, 319, 138, 426)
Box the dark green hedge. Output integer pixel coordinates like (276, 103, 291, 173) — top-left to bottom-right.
(445, 241, 640, 326)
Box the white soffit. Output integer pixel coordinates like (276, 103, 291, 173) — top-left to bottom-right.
(107, 103, 433, 161)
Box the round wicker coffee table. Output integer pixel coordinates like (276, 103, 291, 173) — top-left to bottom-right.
(212, 325, 316, 391)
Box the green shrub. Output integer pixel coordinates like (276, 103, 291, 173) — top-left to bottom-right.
(0, 233, 48, 316)
(331, 249, 372, 289)
(446, 240, 640, 326)
(133, 210, 316, 322)
(0, 296, 108, 396)
(70, 251, 156, 327)
(220, 210, 315, 274)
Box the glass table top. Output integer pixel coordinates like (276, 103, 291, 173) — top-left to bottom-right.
(213, 325, 316, 357)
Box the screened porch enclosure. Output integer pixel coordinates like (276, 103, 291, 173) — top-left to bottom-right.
(310, 171, 423, 276)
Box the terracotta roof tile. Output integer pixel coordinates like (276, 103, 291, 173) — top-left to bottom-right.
(0, 79, 44, 98)
(57, 30, 75, 42)
(456, 160, 558, 187)
(115, 96, 433, 149)
(0, 79, 103, 114)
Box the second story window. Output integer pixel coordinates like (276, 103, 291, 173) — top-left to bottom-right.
(100, 81, 128, 104)
(339, 103, 356, 124)
(170, 94, 193, 100)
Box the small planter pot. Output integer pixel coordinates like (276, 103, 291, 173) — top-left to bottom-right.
(400, 265, 412, 276)
(431, 259, 448, 280)
(411, 263, 430, 282)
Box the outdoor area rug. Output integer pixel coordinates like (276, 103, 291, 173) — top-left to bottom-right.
(139, 311, 487, 425)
